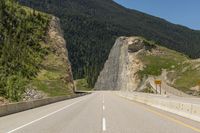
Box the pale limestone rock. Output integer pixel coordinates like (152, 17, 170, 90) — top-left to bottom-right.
(94, 37, 143, 91)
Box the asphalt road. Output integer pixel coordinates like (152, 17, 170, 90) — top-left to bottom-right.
(0, 91, 200, 133)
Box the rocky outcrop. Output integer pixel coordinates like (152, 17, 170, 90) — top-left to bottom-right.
(95, 36, 192, 97)
(23, 17, 75, 101)
(22, 87, 47, 101)
(94, 37, 144, 91)
(94, 37, 122, 90)
(47, 16, 74, 90)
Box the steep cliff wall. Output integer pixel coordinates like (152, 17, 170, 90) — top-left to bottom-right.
(94, 37, 122, 90)
(94, 37, 143, 91)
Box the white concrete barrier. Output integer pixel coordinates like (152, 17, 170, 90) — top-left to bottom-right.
(0, 93, 88, 117)
(117, 91, 200, 122)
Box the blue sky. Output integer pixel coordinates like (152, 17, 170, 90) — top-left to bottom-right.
(114, 0, 200, 30)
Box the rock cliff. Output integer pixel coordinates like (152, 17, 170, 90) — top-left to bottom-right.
(95, 36, 198, 97)
(23, 17, 75, 101)
(94, 37, 144, 91)
(47, 16, 74, 90)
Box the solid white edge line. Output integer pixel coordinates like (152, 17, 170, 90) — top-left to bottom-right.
(7, 97, 89, 133)
(102, 117, 106, 131)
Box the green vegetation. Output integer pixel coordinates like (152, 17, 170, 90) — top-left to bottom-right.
(137, 39, 200, 95)
(138, 40, 187, 78)
(31, 79, 71, 97)
(0, 0, 50, 101)
(32, 50, 74, 97)
(142, 87, 154, 94)
(75, 79, 92, 91)
(19, 0, 200, 88)
(139, 55, 183, 77)
(174, 66, 200, 93)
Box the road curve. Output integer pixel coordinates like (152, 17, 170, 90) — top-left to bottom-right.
(0, 91, 199, 133)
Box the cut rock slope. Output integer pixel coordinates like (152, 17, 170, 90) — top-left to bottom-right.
(30, 16, 75, 99)
(95, 37, 200, 97)
(95, 37, 143, 91)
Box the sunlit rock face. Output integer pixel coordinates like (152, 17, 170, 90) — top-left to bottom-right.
(94, 37, 144, 91)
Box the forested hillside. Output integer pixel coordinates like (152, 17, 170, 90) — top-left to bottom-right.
(18, 0, 200, 87)
(0, 0, 52, 101)
(0, 0, 75, 103)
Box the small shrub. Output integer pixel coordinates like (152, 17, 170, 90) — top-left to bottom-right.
(5, 75, 27, 101)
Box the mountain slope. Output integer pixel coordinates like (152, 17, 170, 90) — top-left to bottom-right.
(0, 0, 74, 102)
(18, 0, 200, 87)
(95, 37, 200, 96)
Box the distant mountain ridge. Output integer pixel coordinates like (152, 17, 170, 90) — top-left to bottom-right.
(18, 0, 200, 87)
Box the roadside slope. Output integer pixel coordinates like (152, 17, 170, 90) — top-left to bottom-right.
(30, 16, 75, 99)
(0, 0, 74, 104)
(95, 36, 200, 97)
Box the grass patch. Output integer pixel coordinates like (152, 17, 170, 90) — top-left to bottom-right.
(138, 44, 187, 78)
(37, 70, 62, 81)
(142, 87, 154, 93)
(174, 68, 200, 92)
(32, 79, 71, 97)
(138, 55, 179, 76)
(32, 51, 73, 97)
(75, 78, 92, 91)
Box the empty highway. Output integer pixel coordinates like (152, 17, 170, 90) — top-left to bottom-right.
(0, 91, 200, 133)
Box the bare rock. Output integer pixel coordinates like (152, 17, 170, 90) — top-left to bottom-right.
(94, 37, 145, 91)
(22, 86, 47, 101)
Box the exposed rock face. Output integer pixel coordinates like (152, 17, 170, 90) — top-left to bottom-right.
(94, 36, 191, 97)
(94, 37, 144, 91)
(22, 87, 47, 101)
(94, 37, 122, 90)
(23, 17, 75, 100)
(47, 16, 74, 90)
